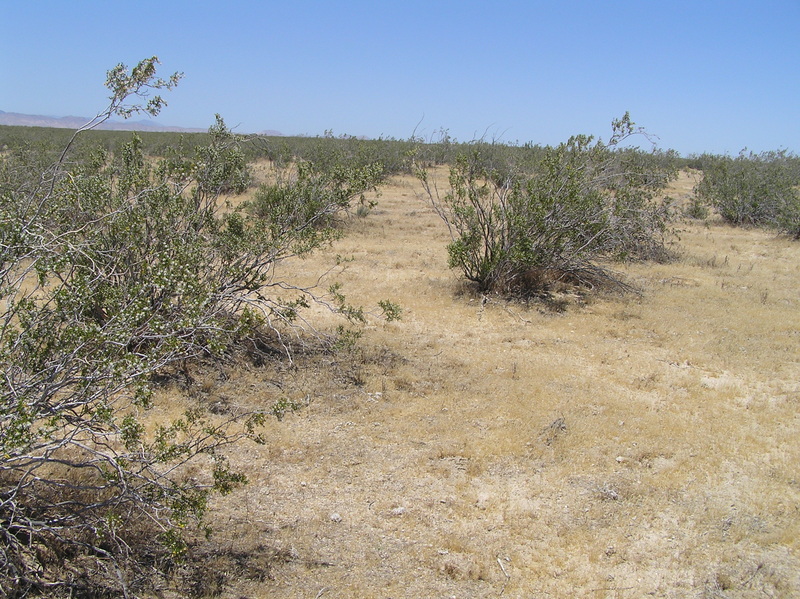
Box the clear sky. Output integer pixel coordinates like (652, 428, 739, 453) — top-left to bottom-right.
(2, 0, 798, 156)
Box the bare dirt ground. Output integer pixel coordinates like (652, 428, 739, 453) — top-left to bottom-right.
(173, 170, 799, 598)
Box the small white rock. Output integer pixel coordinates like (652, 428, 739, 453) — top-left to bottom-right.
(390, 506, 406, 516)
(329, 512, 342, 523)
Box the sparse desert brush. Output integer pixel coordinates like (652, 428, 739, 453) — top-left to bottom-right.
(207, 166, 798, 598)
(2, 59, 799, 599)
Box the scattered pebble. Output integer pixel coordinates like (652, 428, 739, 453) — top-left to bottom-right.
(329, 512, 342, 523)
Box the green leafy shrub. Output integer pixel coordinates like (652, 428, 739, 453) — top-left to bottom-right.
(246, 158, 384, 252)
(683, 196, 710, 220)
(417, 114, 677, 297)
(694, 150, 800, 237)
(0, 57, 383, 597)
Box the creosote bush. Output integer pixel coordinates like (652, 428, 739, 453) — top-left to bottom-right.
(694, 150, 800, 238)
(247, 159, 384, 237)
(417, 114, 677, 298)
(0, 57, 390, 597)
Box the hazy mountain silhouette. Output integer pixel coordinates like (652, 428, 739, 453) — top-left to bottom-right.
(0, 110, 207, 133)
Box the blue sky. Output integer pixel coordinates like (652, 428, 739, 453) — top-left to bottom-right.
(2, 0, 798, 155)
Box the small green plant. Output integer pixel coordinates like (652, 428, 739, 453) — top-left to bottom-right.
(270, 396, 303, 421)
(330, 325, 364, 352)
(378, 299, 403, 322)
(684, 195, 710, 220)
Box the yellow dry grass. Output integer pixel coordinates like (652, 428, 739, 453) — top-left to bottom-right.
(166, 172, 800, 598)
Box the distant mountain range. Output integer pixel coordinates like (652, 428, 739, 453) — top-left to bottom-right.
(0, 110, 206, 132)
(0, 110, 284, 136)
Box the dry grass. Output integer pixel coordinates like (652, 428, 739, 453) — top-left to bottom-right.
(160, 172, 799, 598)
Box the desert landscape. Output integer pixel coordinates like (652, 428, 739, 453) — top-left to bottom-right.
(3, 2, 799, 592)
(158, 167, 800, 598)
(3, 90, 799, 597)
